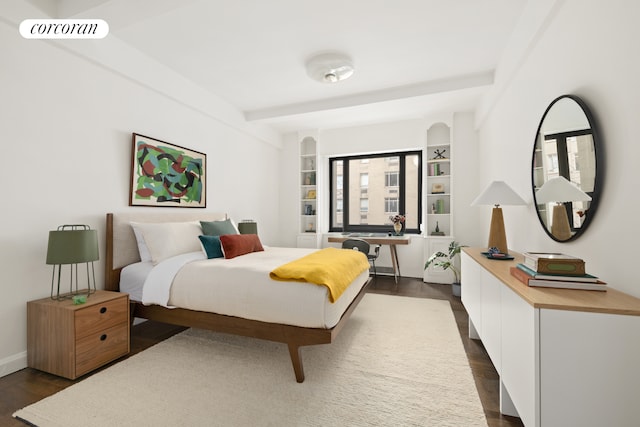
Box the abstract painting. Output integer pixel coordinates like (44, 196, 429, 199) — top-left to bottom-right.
(130, 133, 206, 207)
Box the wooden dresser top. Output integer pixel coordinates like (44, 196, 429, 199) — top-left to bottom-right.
(463, 247, 640, 316)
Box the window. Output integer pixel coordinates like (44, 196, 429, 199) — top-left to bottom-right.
(385, 197, 399, 213)
(329, 150, 422, 233)
(360, 173, 369, 188)
(385, 171, 399, 187)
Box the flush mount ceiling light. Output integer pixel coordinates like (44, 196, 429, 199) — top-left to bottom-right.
(305, 52, 354, 83)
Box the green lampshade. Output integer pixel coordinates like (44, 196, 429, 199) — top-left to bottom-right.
(238, 221, 258, 235)
(46, 228, 99, 265)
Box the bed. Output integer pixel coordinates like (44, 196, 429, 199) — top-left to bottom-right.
(105, 212, 371, 382)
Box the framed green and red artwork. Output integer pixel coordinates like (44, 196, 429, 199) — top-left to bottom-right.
(130, 133, 206, 208)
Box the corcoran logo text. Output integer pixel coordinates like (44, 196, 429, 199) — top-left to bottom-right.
(20, 19, 109, 39)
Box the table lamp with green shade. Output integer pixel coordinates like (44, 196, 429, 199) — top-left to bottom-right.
(46, 224, 99, 301)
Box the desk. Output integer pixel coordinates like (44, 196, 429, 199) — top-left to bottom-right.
(328, 235, 410, 283)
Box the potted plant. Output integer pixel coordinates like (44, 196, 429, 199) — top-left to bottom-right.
(424, 241, 463, 296)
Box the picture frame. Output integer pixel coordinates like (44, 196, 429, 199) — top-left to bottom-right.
(306, 190, 316, 199)
(130, 133, 206, 208)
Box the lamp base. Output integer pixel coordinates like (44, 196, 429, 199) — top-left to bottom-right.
(487, 207, 509, 254)
(551, 203, 572, 240)
(50, 263, 97, 301)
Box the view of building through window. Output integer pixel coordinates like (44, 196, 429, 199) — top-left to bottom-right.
(330, 151, 421, 232)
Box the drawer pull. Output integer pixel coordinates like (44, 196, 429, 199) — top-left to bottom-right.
(100, 334, 107, 341)
(100, 307, 107, 314)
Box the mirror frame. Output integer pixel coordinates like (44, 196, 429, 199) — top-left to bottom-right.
(531, 94, 603, 242)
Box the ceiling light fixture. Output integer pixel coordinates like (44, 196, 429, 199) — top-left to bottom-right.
(305, 52, 354, 84)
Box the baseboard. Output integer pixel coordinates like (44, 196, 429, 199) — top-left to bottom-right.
(0, 351, 27, 378)
(373, 266, 395, 275)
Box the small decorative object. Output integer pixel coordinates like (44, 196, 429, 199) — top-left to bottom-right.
(389, 214, 406, 235)
(72, 294, 87, 305)
(130, 133, 206, 208)
(433, 148, 447, 159)
(431, 183, 444, 194)
(307, 189, 316, 199)
(431, 221, 445, 236)
(482, 247, 513, 259)
(431, 203, 436, 214)
(305, 204, 312, 215)
(307, 222, 314, 232)
(424, 241, 464, 296)
(46, 224, 99, 300)
(305, 175, 311, 185)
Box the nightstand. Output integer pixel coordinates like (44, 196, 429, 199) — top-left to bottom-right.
(27, 290, 130, 379)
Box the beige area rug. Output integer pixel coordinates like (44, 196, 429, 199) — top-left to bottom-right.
(14, 294, 486, 427)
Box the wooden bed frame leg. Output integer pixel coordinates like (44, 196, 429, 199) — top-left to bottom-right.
(287, 343, 305, 383)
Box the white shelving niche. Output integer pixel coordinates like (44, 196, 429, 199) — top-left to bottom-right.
(424, 121, 456, 284)
(297, 133, 321, 248)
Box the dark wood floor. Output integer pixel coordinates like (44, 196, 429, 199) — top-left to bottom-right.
(1, 276, 523, 427)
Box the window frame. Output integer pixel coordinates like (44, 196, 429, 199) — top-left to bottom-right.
(329, 150, 422, 234)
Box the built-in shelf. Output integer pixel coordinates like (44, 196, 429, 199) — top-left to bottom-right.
(424, 121, 456, 284)
(298, 135, 320, 248)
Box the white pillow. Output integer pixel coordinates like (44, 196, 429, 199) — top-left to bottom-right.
(130, 222, 152, 262)
(132, 221, 203, 265)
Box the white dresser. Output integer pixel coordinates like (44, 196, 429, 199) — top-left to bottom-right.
(461, 247, 640, 427)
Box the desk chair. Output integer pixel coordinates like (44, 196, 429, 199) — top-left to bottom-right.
(342, 238, 381, 276)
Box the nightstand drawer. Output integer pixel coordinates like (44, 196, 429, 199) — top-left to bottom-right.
(75, 322, 129, 377)
(75, 295, 128, 339)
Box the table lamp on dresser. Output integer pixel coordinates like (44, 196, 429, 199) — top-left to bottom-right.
(471, 181, 526, 255)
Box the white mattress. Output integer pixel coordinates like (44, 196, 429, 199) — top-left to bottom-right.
(120, 247, 369, 329)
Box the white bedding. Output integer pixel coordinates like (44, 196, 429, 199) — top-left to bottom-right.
(119, 260, 152, 302)
(120, 247, 369, 329)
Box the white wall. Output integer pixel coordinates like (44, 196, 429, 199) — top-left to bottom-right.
(281, 115, 480, 279)
(477, 0, 640, 296)
(451, 112, 482, 247)
(0, 20, 282, 376)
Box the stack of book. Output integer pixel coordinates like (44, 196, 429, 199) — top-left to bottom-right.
(510, 252, 606, 291)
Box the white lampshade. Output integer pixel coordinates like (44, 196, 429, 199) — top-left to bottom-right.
(471, 181, 527, 207)
(535, 176, 592, 204)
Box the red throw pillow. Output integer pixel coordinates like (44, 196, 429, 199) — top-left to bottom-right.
(220, 234, 264, 259)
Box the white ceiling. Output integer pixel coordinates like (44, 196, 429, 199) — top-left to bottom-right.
(32, 0, 527, 133)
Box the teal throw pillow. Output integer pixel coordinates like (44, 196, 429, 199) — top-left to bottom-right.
(200, 219, 238, 236)
(198, 235, 224, 259)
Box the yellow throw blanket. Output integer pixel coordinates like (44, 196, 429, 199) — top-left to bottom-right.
(269, 247, 370, 303)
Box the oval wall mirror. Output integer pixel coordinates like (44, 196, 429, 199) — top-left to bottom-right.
(531, 95, 602, 242)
